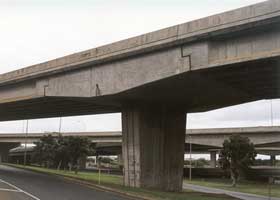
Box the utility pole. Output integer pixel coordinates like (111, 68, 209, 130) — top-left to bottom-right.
(23, 120, 29, 166)
(59, 117, 62, 133)
(189, 135, 192, 181)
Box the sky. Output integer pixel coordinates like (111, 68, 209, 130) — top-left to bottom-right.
(1, 0, 279, 138)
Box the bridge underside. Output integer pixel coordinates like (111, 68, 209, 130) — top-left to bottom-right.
(1, 55, 279, 192)
(0, 56, 279, 121)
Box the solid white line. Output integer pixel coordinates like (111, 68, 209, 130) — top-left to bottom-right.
(0, 179, 41, 200)
(0, 188, 21, 192)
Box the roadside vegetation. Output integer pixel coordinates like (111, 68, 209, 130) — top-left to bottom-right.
(218, 135, 256, 187)
(184, 135, 280, 198)
(184, 178, 280, 198)
(32, 134, 94, 174)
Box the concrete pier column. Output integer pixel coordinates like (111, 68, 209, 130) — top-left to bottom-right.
(117, 154, 123, 165)
(122, 104, 186, 191)
(270, 155, 276, 166)
(210, 151, 217, 168)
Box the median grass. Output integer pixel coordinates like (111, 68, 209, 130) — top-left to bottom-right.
(6, 164, 239, 200)
(184, 178, 280, 198)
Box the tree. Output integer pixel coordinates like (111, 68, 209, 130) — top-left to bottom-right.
(54, 134, 70, 170)
(64, 136, 95, 174)
(219, 135, 256, 187)
(32, 135, 95, 173)
(33, 134, 57, 168)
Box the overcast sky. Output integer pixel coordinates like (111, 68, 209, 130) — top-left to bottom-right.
(1, 0, 279, 135)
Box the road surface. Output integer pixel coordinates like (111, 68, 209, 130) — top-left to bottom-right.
(0, 165, 130, 200)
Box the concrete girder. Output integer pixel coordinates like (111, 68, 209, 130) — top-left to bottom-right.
(0, 1, 280, 121)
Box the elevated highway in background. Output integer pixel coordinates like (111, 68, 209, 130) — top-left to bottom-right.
(3, 126, 280, 156)
(0, 131, 122, 144)
(1, 126, 279, 148)
(1, 0, 280, 191)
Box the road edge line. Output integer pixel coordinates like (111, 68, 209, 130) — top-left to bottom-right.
(0, 178, 41, 200)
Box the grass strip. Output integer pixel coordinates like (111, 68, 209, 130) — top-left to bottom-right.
(184, 178, 280, 198)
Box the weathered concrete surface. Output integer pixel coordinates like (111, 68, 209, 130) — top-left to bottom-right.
(0, 0, 280, 120)
(210, 151, 217, 168)
(122, 105, 186, 191)
(1, 0, 279, 86)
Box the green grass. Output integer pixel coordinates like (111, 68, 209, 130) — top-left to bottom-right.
(111, 186, 239, 200)
(6, 164, 239, 200)
(184, 178, 280, 198)
(7, 163, 122, 185)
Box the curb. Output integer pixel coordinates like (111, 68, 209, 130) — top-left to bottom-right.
(62, 176, 155, 200)
(4, 164, 155, 200)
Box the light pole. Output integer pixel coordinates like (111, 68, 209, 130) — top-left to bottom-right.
(23, 120, 29, 166)
(59, 117, 62, 133)
(189, 135, 192, 181)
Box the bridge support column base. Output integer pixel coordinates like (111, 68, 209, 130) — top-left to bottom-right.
(270, 155, 276, 166)
(122, 105, 186, 191)
(117, 154, 123, 165)
(210, 151, 217, 168)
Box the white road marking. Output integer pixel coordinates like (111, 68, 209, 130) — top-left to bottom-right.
(0, 178, 41, 200)
(0, 188, 21, 192)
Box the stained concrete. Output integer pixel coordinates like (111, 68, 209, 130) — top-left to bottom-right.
(210, 151, 217, 168)
(122, 105, 186, 191)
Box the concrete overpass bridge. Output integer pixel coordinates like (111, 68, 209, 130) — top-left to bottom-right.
(1, 0, 280, 191)
(1, 126, 280, 148)
(187, 126, 280, 150)
(0, 132, 122, 144)
(2, 126, 280, 164)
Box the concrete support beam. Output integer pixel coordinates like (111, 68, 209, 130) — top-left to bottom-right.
(122, 105, 186, 191)
(117, 154, 123, 165)
(270, 155, 276, 166)
(210, 151, 217, 168)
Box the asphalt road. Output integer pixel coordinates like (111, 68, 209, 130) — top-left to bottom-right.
(0, 165, 130, 200)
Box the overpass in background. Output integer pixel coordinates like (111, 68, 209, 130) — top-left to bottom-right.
(0, 126, 279, 148)
(0, 0, 280, 191)
(2, 126, 280, 166)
